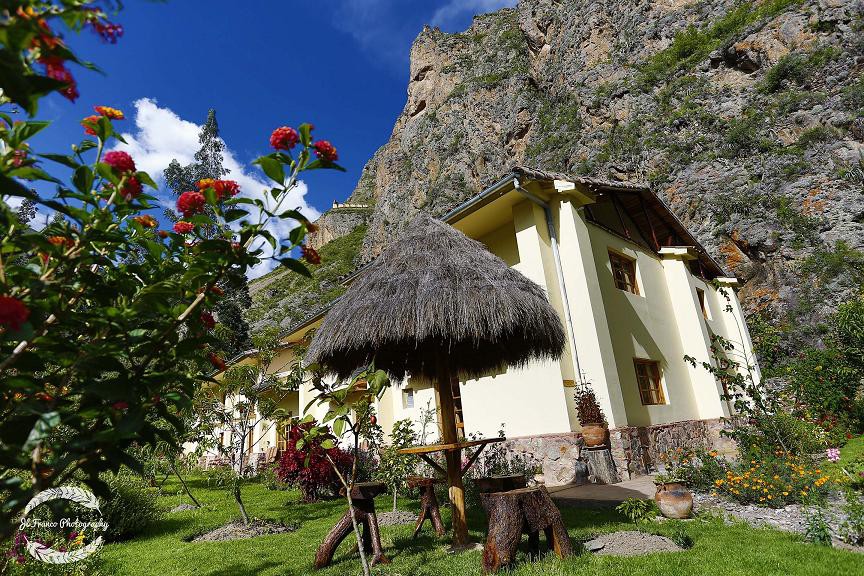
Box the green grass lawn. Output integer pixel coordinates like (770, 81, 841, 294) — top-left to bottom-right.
(98, 475, 863, 576)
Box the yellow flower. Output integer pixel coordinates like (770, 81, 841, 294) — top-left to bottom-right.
(715, 479, 725, 486)
(782, 492, 789, 496)
(767, 495, 773, 500)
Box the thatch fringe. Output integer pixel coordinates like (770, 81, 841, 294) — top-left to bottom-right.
(307, 213, 565, 380)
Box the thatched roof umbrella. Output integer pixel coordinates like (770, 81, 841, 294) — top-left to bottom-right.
(307, 213, 565, 546)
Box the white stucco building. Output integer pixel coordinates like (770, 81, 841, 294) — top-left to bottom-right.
(204, 167, 758, 483)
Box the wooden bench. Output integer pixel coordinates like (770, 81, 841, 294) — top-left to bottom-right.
(407, 476, 445, 538)
(314, 482, 390, 569)
(479, 486, 573, 573)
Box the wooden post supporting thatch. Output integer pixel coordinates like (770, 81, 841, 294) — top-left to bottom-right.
(436, 357, 469, 546)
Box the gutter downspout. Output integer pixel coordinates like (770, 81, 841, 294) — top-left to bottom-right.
(513, 178, 584, 386)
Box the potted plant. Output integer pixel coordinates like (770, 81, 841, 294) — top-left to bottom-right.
(653, 472, 693, 519)
(574, 385, 607, 447)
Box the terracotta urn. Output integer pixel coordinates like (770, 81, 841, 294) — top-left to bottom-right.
(654, 482, 693, 519)
(581, 423, 607, 447)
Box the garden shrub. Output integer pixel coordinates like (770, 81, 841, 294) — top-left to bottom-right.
(260, 464, 288, 491)
(99, 471, 160, 542)
(276, 422, 353, 502)
(839, 487, 864, 546)
(376, 419, 418, 512)
(680, 450, 834, 507)
(804, 508, 833, 545)
(4, 540, 103, 575)
(616, 498, 658, 525)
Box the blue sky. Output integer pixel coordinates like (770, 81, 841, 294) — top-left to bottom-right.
(31, 0, 517, 235)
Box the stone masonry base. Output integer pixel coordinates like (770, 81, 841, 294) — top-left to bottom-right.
(502, 418, 736, 487)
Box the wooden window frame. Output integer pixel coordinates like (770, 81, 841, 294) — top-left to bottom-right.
(696, 287, 708, 319)
(633, 359, 665, 406)
(609, 250, 639, 295)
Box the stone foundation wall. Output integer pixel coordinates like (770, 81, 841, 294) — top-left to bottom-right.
(609, 418, 738, 481)
(499, 418, 737, 486)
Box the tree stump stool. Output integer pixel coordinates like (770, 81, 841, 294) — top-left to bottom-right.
(314, 482, 390, 569)
(474, 474, 527, 499)
(407, 476, 445, 538)
(479, 486, 573, 574)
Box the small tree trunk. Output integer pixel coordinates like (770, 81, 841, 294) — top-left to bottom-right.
(393, 489, 398, 513)
(170, 459, 201, 508)
(234, 482, 251, 525)
(345, 489, 371, 576)
(326, 449, 371, 576)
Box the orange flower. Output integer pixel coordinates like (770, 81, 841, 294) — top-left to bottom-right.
(94, 105, 124, 120)
(81, 115, 100, 135)
(132, 215, 158, 228)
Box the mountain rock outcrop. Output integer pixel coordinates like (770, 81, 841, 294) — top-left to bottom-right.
(252, 0, 864, 345)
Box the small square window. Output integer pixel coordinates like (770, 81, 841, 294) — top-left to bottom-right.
(403, 388, 414, 409)
(609, 251, 639, 294)
(633, 359, 665, 405)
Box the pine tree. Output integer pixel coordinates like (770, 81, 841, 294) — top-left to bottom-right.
(163, 109, 252, 358)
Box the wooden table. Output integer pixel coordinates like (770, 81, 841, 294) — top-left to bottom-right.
(398, 437, 506, 478)
(314, 482, 390, 569)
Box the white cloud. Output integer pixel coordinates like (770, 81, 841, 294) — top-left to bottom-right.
(114, 98, 321, 279)
(430, 0, 517, 29)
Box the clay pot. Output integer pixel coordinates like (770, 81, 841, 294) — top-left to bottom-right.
(581, 423, 608, 447)
(654, 482, 693, 519)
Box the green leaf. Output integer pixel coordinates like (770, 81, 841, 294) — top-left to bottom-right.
(278, 258, 311, 277)
(14, 120, 50, 142)
(23, 412, 61, 453)
(39, 153, 81, 169)
(254, 156, 285, 184)
(136, 171, 158, 189)
(320, 439, 335, 450)
(332, 418, 345, 437)
(223, 209, 247, 222)
(299, 123, 313, 147)
(72, 166, 94, 193)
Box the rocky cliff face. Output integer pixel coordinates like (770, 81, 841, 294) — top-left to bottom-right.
(323, 0, 863, 345)
(255, 0, 863, 346)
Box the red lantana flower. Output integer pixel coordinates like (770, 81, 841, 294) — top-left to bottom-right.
(213, 180, 240, 198)
(119, 175, 142, 200)
(200, 311, 216, 330)
(47, 236, 74, 249)
(197, 179, 240, 199)
(81, 115, 100, 135)
(312, 140, 338, 162)
(177, 191, 206, 217)
(40, 56, 78, 101)
(132, 215, 158, 228)
(111, 401, 129, 410)
(0, 296, 30, 331)
(301, 244, 321, 265)
(270, 126, 299, 150)
(94, 105, 124, 120)
(173, 221, 195, 234)
(208, 352, 226, 371)
(102, 150, 136, 173)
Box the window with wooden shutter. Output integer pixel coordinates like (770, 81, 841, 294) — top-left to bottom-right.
(633, 359, 665, 405)
(609, 251, 639, 294)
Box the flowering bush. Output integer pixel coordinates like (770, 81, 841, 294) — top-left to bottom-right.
(276, 422, 353, 502)
(0, 2, 346, 538)
(679, 449, 834, 507)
